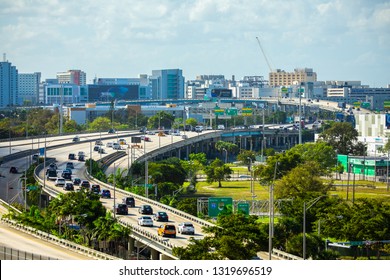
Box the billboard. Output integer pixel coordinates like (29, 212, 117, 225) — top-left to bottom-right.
(211, 89, 232, 98)
(88, 85, 139, 102)
(208, 197, 233, 217)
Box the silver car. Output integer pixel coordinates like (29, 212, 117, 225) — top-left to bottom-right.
(178, 222, 195, 235)
(138, 216, 153, 227)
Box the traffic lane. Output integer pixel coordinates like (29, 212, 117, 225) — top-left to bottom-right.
(0, 130, 138, 150)
(0, 222, 94, 260)
(99, 190, 205, 248)
(0, 156, 29, 204)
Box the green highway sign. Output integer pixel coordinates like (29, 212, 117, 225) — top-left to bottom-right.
(208, 197, 233, 217)
(241, 108, 253, 116)
(27, 185, 38, 191)
(236, 202, 250, 215)
(226, 108, 238, 116)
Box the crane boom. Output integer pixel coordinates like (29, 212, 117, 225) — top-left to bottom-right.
(256, 36, 273, 72)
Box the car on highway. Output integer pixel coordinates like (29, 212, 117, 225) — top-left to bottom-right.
(178, 222, 195, 235)
(72, 136, 80, 142)
(115, 203, 128, 215)
(138, 205, 153, 215)
(61, 171, 72, 180)
(66, 162, 74, 169)
(63, 183, 74, 191)
(91, 184, 101, 194)
(80, 180, 90, 189)
(153, 211, 169, 222)
(68, 153, 76, 160)
(78, 155, 85, 161)
(95, 140, 103, 146)
(93, 145, 100, 151)
(49, 162, 57, 170)
(140, 136, 151, 142)
(100, 189, 111, 199)
(73, 178, 81, 185)
(9, 167, 18, 174)
(108, 128, 116, 134)
(32, 154, 40, 160)
(147, 131, 155, 135)
(106, 142, 113, 147)
(138, 216, 153, 227)
(157, 224, 176, 238)
(181, 134, 188, 139)
(64, 168, 72, 175)
(46, 169, 57, 180)
(119, 138, 126, 145)
(112, 143, 121, 150)
(97, 147, 105, 154)
(78, 151, 85, 157)
(55, 178, 66, 187)
(123, 197, 135, 207)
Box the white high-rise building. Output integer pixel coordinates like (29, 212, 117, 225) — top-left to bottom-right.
(18, 72, 41, 105)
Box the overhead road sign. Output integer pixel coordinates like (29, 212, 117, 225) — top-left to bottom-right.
(242, 108, 253, 116)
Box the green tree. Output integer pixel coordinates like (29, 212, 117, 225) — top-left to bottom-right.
(237, 150, 256, 170)
(254, 150, 303, 183)
(88, 116, 113, 131)
(176, 198, 198, 216)
(148, 111, 174, 129)
(186, 117, 198, 128)
(274, 161, 333, 199)
(289, 142, 337, 174)
(204, 158, 232, 188)
(318, 122, 362, 155)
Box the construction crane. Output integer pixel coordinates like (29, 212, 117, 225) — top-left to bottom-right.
(256, 36, 273, 72)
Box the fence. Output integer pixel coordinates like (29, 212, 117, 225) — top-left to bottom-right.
(0, 245, 58, 260)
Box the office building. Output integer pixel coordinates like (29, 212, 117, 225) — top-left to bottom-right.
(150, 69, 184, 99)
(0, 57, 18, 108)
(57, 69, 86, 85)
(18, 72, 41, 105)
(269, 68, 317, 87)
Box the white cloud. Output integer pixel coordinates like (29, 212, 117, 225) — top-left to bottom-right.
(1, 0, 388, 86)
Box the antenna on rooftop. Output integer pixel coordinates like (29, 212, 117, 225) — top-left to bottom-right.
(3, 53, 6, 62)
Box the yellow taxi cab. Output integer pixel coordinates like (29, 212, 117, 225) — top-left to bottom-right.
(157, 224, 176, 238)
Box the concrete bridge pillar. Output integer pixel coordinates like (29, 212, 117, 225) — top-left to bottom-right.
(128, 237, 135, 255)
(150, 248, 159, 260)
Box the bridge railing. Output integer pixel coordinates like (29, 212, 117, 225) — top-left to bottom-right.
(0, 218, 121, 260)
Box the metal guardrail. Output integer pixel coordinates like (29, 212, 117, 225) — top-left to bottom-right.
(0, 218, 121, 260)
(272, 248, 303, 260)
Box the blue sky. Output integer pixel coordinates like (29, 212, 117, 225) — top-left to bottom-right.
(1, 0, 389, 87)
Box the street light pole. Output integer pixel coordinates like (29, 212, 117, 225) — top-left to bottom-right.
(298, 83, 302, 145)
(269, 161, 278, 260)
(89, 141, 92, 176)
(145, 160, 148, 198)
(303, 195, 325, 260)
(223, 148, 228, 164)
(113, 162, 116, 219)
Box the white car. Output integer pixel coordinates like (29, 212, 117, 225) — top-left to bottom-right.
(112, 143, 121, 150)
(178, 222, 195, 235)
(106, 142, 113, 147)
(138, 216, 153, 227)
(54, 178, 66, 187)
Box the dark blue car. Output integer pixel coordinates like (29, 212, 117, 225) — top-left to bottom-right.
(100, 189, 111, 199)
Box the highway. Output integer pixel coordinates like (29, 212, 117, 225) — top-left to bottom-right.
(25, 130, 216, 258)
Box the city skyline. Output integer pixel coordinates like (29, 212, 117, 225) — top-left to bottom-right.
(1, 0, 389, 87)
